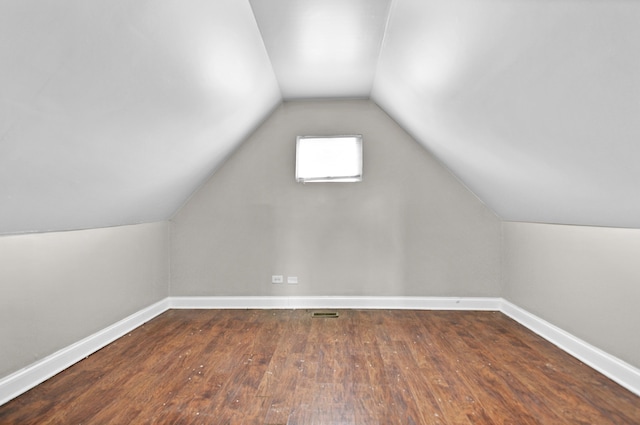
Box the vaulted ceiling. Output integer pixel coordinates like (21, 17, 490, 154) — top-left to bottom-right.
(2, 0, 639, 234)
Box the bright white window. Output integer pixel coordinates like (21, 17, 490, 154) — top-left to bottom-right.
(295, 135, 363, 183)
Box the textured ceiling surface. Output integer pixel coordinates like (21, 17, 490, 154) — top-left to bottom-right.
(1, 0, 639, 234)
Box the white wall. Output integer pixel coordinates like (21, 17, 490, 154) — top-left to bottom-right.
(0, 222, 169, 379)
(502, 221, 640, 369)
(171, 100, 501, 297)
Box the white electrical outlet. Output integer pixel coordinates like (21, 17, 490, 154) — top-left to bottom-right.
(287, 276, 298, 285)
(272, 275, 284, 284)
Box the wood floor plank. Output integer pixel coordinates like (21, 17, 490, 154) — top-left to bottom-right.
(1, 309, 639, 424)
(424, 312, 540, 423)
(462, 312, 638, 424)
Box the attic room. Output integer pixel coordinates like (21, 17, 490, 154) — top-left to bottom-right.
(1, 0, 639, 423)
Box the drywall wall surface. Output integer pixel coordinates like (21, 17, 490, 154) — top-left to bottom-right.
(502, 221, 640, 369)
(0, 222, 169, 379)
(171, 100, 501, 297)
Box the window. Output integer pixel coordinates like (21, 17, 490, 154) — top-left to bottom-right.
(295, 135, 363, 183)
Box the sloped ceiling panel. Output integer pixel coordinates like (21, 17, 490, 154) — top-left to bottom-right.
(3, 0, 640, 234)
(250, 0, 392, 99)
(373, 0, 640, 228)
(0, 0, 280, 234)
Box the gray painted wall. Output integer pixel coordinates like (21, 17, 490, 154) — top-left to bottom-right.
(502, 221, 640, 369)
(2, 99, 638, 388)
(0, 222, 169, 379)
(171, 100, 501, 297)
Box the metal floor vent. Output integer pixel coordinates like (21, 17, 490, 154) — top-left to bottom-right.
(311, 311, 339, 318)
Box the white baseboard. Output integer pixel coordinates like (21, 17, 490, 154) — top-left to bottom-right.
(169, 296, 640, 396)
(2, 296, 638, 406)
(0, 298, 170, 406)
(168, 295, 501, 310)
(500, 299, 640, 397)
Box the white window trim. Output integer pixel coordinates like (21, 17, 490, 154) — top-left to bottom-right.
(295, 135, 363, 183)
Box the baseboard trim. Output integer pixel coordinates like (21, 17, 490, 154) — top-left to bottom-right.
(0, 298, 170, 406)
(168, 295, 502, 311)
(500, 299, 640, 397)
(2, 296, 638, 406)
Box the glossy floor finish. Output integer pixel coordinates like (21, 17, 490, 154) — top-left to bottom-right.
(1, 309, 639, 424)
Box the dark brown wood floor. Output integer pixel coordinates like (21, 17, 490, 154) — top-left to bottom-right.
(1, 309, 639, 424)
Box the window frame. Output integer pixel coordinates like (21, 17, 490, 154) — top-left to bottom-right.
(295, 134, 363, 183)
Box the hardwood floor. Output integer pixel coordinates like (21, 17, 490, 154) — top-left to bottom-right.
(1, 309, 638, 424)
